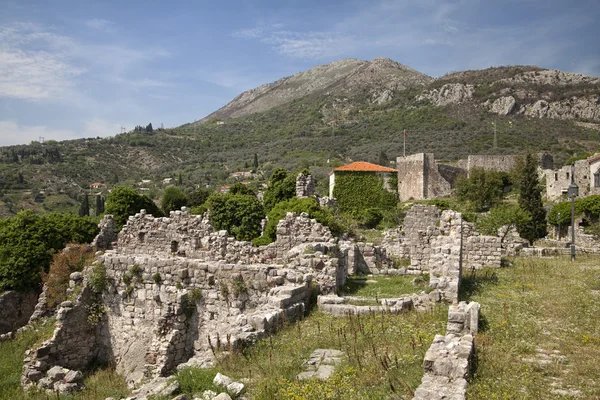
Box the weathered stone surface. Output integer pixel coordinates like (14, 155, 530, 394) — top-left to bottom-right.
(0, 290, 39, 335)
(212, 393, 232, 400)
(488, 96, 516, 116)
(297, 349, 345, 380)
(417, 83, 475, 106)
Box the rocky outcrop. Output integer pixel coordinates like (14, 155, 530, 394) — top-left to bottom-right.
(501, 69, 600, 86)
(486, 95, 517, 115)
(520, 96, 600, 121)
(417, 83, 475, 106)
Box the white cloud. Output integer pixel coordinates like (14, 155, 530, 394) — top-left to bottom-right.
(0, 23, 85, 100)
(0, 22, 171, 102)
(0, 118, 126, 146)
(85, 18, 115, 32)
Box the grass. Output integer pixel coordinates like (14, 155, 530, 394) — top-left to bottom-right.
(0, 317, 129, 400)
(462, 256, 600, 399)
(339, 275, 429, 299)
(179, 307, 448, 400)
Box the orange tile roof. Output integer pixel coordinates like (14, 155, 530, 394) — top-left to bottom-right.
(333, 161, 396, 173)
(588, 153, 600, 164)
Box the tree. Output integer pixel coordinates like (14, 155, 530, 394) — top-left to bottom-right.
(188, 188, 212, 207)
(262, 168, 296, 212)
(206, 192, 264, 241)
(253, 153, 259, 169)
(178, 172, 183, 186)
(79, 194, 89, 217)
(229, 182, 255, 196)
(477, 204, 531, 243)
(146, 123, 153, 133)
(161, 186, 189, 214)
(0, 211, 98, 291)
(454, 168, 506, 211)
(517, 153, 547, 244)
(96, 195, 104, 215)
(105, 186, 163, 229)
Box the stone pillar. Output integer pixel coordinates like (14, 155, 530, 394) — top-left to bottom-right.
(296, 173, 315, 198)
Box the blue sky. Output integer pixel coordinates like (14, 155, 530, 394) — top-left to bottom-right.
(1, 0, 599, 146)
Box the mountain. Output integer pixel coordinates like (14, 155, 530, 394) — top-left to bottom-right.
(198, 58, 433, 123)
(1, 58, 600, 217)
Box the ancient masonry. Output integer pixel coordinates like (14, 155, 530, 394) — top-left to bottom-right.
(0, 290, 39, 339)
(22, 209, 348, 390)
(295, 172, 315, 198)
(413, 301, 480, 400)
(397, 152, 554, 202)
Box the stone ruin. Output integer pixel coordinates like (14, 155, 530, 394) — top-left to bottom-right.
(21, 208, 348, 391)
(295, 171, 315, 198)
(17, 204, 497, 398)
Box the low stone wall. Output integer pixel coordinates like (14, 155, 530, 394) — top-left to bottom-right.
(0, 290, 40, 336)
(413, 301, 480, 400)
(463, 236, 502, 270)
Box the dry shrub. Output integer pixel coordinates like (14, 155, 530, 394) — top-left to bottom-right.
(42, 244, 94, 308)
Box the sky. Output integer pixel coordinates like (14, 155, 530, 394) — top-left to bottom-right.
(1, 0, 599, 146)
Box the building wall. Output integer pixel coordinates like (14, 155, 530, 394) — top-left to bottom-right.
(588, 156, 600, 196)
(545, 159, 589, 201)
(466, 155, 516, 175)
(397, 153, 454, 201)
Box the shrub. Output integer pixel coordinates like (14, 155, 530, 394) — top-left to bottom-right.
(161, 186, 189, 214)
(357, 208, 383, 229)
(263, 168, 296, 212)
(88, 263, 107, 293)
(0, 211, 99, 292)
(258, 197, 341, 245)
(105, 186, 163, 230)
(43, 244, 94, 308)
(206, 192, 264, 241)
(152, 272, 162, 284)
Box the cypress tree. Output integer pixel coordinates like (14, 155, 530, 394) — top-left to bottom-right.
(517, 153, 547, 244)
(253, 153, 259, 169)
(79, 194, 90, 217)
(96, 195, 104, 215)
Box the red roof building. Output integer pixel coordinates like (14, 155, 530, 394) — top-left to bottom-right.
(328, 161, 397, 197)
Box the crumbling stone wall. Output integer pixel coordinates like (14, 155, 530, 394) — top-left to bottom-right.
(466, 155, 516, 175)
(23, 209, 345, 388)
(413, 301, 480, 400)
(463, 236, 502, 270)
(92, 215, 117, 250)
(296, 173, 315, 198)
(22, 270, 104, 388)
(0, 290, 39, 335)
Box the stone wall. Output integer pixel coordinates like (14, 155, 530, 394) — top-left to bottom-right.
(466, 155, 516, 175)
(22, 209, 345, 388)
(22, 270, 104, 388)
(413, 301, 480, 400)
(296, 173, 315, 198)
(463, 236, 502, 270)
(545, 159, 589, 201)
(91, 215, 117, 250)
(0, 290, 39, 335)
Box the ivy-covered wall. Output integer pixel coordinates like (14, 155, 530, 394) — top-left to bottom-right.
(332, 172, 397, 216)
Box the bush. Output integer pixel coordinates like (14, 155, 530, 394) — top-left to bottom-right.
(105, 186, 163, 230)
(88, 263, 107, 293)
(454, 168, 507, 211)
(0, 211, 99, 292)
(263, 168, 296, 212)
(258, 197, 340, 245)
(161, 186, 188, 214)
(357, 208, 383, 229)
(206, 192, 264, 241)
(43, 244, 95, 308)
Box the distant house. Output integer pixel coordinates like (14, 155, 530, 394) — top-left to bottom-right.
(230, 171, 254, 180)
(90, 183, 106, 189)
(328, 161, 397, 197)
(163, 178, 173, 185)
(217, 185, 231, 193)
